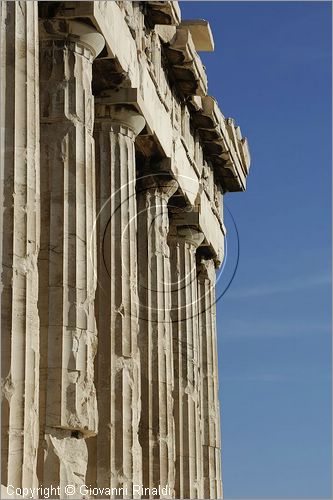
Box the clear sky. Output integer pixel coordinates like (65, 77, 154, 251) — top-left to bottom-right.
(180, 2, 332, 498)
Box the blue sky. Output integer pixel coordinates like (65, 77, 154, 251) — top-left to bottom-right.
(180, 2, 332, 498)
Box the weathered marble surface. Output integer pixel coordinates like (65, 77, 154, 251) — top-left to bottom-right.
(94, 105, 145, 498)
(169, 225, 204, 499)
(1, 1, 251, 498)
(137, 174, 178, 498)
(198, 259, 223, 498)
(38, 18, 104, 493)
(1, 1, 40, 490)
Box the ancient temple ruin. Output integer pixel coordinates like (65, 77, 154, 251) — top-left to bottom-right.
(0, 1, 250, 498)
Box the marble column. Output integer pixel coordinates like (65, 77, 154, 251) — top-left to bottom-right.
(38, 19, 104, 495)
(169, 226, 204, 499)
(0, 1, 40, 490)
(94, 104, 145, 498)
(197, 258, 223, 499)
(137, 174, 178, 497)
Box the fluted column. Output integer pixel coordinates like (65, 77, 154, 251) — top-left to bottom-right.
(0, 1, 40, 490)
(137, 174, 178, 497)
(197, 258, 223, 499)
(94, 104, 145, 498)
(169, 226, 204, 499)
(38, 20, 104, 496)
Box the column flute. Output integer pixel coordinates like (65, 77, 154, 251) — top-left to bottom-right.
(137, 173, 178, 497)
(38, 19, 104, 495)
(94, 102, 145, 498)
(197, 258, 223, 499)
(1, 1, 40, 490)
(169, 224, 204, 499)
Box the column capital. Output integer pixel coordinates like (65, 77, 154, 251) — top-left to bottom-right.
(95, 103, 145, 136)
(137, 172, 178, 201)
(170, 225, 204, 248)
(197, 257, 216, 283)
(39, 19, 105, 59)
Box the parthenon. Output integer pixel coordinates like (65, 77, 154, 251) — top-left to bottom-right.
(0, 1, 250, 499)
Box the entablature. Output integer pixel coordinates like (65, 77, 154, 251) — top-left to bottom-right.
(145, 1, 181, 27)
